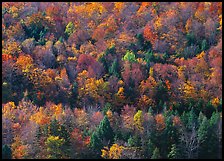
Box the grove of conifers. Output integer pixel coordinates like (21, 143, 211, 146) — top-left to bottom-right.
(2, 2, 222, 159)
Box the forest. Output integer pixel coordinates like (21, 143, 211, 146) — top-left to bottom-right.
(2, 2, 222, 159)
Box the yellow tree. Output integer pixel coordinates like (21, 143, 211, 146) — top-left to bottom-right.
(3, 41, 22, 56)
(15, 54, 33, 72)
(133, 110, 144, 133)
(29, 107, 50, 126)
(50, 103, 63, 120)
(101, 144, 124, 159)
(114, 87, 126, 108)
(182, 81, 197, 100)
(2, 101, 16, 119)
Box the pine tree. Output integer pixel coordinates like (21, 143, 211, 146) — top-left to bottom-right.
(109, 59, 120, 78)
(98, 116, 114, 143)
(65, 22, 75, 38)
(151, 147, 160, 159)
(147, 139, 155, 158)
(2, 144, 12, 159)
(45, 136, 65, 159)
(90, 131, 103, 157)
(48, 119, 71, 158)
(168, 144, 179, 159)
(197, 115, 209, 159)
(123, 50, 137, 62)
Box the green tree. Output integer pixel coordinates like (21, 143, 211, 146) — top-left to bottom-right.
(151, 147, 161, 159)
(2, 144, 12, 159)
(45, 136, 65, 159)
(65, 22, 75, 38)
(90, 116, 114, 158)
(123, 50, 137, 62)
(206, 112, 220, 159)
(136, 33, 152, 51)
(102, 103, 112, 115)
(22, 13, 48, 41)
(144, 50, 155, 70)
(69, 82, 78, 108)
(109, 59, 120, 78)
(198, 114, 208, 143)
(186, 32, 195, 46)
(48, 118, 71, 157)
(201, 39, 208, 51)
(128, 135, 141, 147)
(168, 144, 179, 159)
(90, 131, 103, 157)
(98, 116, 114, 143)
(147, 139, 155, 158)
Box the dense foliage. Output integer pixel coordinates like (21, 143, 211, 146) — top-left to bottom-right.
(2, 2, 222, 159)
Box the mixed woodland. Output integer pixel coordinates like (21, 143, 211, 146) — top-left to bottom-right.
(2, 2, 222, 159)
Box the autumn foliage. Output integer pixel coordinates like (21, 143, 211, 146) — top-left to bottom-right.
(2, 2, 222, 159)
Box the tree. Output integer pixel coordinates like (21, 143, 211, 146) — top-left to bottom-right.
(128, 135, 141, 147)
(143, 24, 157, 46)
(205, 112, 220, 159)
(144, 50, 155, 70)
(123, 50, 137, 62)
(48, 118, 71, 146)
(197, 114, 209, 159)
(101, 144, 124, 159)
(90, 116, 114, 158)
(65, 22, 75, 38)
(109, 58, 120, 78)
(98, 116, 114, 144)
(133, 110, 144, 133)
(90, 111, 104, 127)
(2, 144, 12, 159)
(121, 105, 135, 131)
(168, 144, 179, 159)
(45, 136, 65, 159)
(69, 82, 78, 108)
(180, 125, 199, 159)
(136, 33, 152, 51)
(73, 108, 89, 130)
(22, 12, 48, 41)
(11, 136, 28, 159)
(151, 147, 160, 159)
(90, 131, 103, 157)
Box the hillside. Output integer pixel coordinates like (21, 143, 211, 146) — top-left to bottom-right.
(2, 2, 222, 159)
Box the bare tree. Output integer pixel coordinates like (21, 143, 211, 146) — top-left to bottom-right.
(180, 124, 199, 159)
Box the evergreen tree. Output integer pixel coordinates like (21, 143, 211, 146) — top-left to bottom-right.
(206, 112, 220, 159)
(98, 116, 114, 143)
(151, 147, 161, 159)
(168, 144, 179, 159)
(147, 139, 155, 158)
(90, 131, 103, 158)
(144, 50, 155, 70)
(109, 59, 120, 78)
(197, 115, 209, 159)
(69, 82, 78, 108)
(123, 50, 137, 63)
(128, 135, 141, 147)
(65, 22, 75, 38)
(45, 136, 65, 159)
(2, 144, 12, 159)
(201, 39, 208, 51)
(48, 119, 71, 157)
